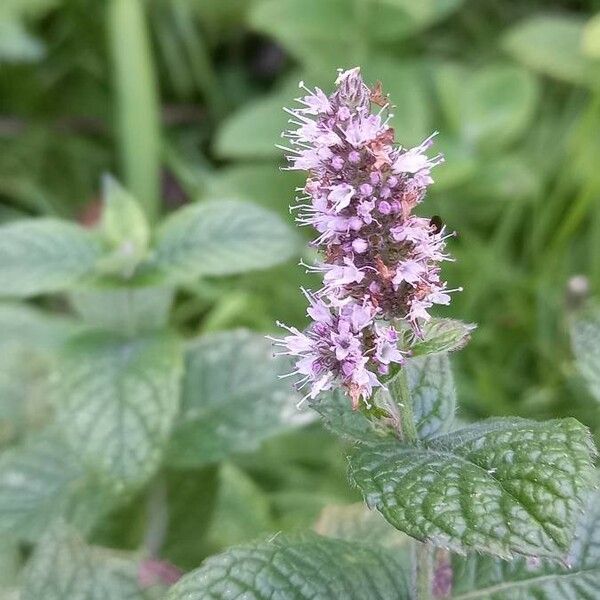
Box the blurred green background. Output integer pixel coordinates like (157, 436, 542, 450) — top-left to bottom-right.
(1, 0, 600, 558)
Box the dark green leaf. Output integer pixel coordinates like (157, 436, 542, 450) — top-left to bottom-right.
(349, 417, 596, 559)
(452, 486, 600, 599)
(166, 533, 409, 600)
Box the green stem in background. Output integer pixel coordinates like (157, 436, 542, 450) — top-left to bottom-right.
(108, 0, 162, 223)
(412, 542, 433, 600)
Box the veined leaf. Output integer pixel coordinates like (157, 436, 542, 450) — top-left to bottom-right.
(153, 200, 299, 279)
(0, 219, 102, 297)
(0, 434, 112, 542)
(349, 417, 596, 559)
(452, 486, 600, 599)
(22, 523, 151, 600)
(405, 318, 476, 356)
(570, 304, 600, 402)
(54, 331, 183, 489)
(407, 353, 456, 439)
(166, 533, 409, 600)
(167, 330, 312, 467)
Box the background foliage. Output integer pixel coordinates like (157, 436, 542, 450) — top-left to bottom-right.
(1, 0, 600, 598)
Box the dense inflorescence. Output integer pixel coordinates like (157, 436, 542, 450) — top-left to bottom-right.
(272, 67, 459, 407)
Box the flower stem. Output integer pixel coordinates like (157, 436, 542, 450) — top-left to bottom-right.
(388, 367, 419, 443)
(412, 541, 433, 600)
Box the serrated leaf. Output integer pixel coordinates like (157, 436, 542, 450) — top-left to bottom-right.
(452, 486, 600, 599)
(166, 533, 409, 600)
(0, 219, 102, 297)
(69, 285, 174, 334)
(167, 330, 312, 467)
(22, 523, 151, 600)
(407, 353, 456, 439)
(349, 417, 596, 559)
(503, 16, 593, 86)
(54, 332, 183, 489)
(315, 502, 408, 550)
(570, 304, 600, 403)
(0, 434, 113, 542)
(153, 200, 298, 279)
(406, 318, 476, 356)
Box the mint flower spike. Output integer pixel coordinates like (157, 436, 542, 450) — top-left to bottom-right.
(274, 67, 461, 408)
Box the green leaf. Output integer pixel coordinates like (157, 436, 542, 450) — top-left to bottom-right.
(206, 463, 273, 549)
(69, 285, 174, 334)
(583, 13, 600, 59)
(452, 486, 600, 599)
(407, 353, 456, 439)
(570, 304, 600, 403)
(0, 541, 20, 586)
(0, 434, 112, 542)
(167, 330, 312, 467)
(503, 16, 593, 86)
(22, 523, 150, 600)
(403, 318, 476, 356)
(0, 303, 78, 446)
(349, 417, 596, 559)
(166, 533, 409, 600)
(153, 200, 299, 279)
(0, 219, 102, 298)
(461, 65, 539, 149)
(54, 331, 183, 489)
(315, 502, 409, 550)
(98, 175, 151, 276)
(162, 466, 218, 570)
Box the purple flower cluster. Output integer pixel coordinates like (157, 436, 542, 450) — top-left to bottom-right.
(273, 67, 459, 408)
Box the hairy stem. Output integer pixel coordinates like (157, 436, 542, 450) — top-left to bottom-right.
(388, 367, 419, 443)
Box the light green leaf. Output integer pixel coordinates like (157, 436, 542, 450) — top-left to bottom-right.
(0, 541, 20, 586)
(153, 200, 299, 279)
(472, 155, 542, 200)
(461, 65, 539, 148)
(0, 219, 102, 298)
(22, 524, 150, 600)
(315, 502, 409, 550)
(570, 304, 600, 402)
(403, 318, 476, 356)
(54, 332, 183, 489)
(452, 486, 600, 599)
(69, 285, 174, 334)
(582, 13, 600, 59)
(167, 330, 312, 467)
(98, 175, 150, 276)
(503, 16, 592, 86)
(349, 417, 596, 559)
(0, 434, 112, 542)
(214, 87, 292, 160)
(407, 353, 456, 439)
(166, 533, 409, 600)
